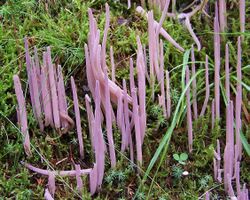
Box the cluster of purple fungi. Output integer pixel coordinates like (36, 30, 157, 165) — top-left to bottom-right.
(13, 0, 248, 199)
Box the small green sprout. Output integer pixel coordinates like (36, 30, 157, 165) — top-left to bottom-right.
(172, 165, 183, 179)
(173, 152, 188, 165)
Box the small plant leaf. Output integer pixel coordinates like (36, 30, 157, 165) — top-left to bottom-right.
(173, 154, 180, 161)
(179, 161, 186, 165)
(240, 131, 250, 156)
(180, 153, 188, 161)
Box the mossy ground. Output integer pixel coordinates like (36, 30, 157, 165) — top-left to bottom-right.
(0, 0, 249, 199)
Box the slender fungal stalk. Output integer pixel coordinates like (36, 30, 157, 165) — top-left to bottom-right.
(185, 66, 193, 152)
(57, 65, 68, 130)
(191, 46, 198, 119)
(123, 79, 134, 161)
(24, 37, 36, 118)
(227, 174, 235, 198)
(214, 12, 221, 119)
(104, 66, 116, 167)
(110, 46, 116, 82)
(205, 191, 210, 200)
(48, 172, 56, 197)
(132, 88, 142, 165)
(32, 46, 44, 128)
(235, 37, 242, 161)
(71, 76, 84, 159)
(85, 44, 95, 97)
(219, 0, 227, 32)
(47, 47, 60, 129)
(148, 11, 156, 100)
(225, 43, 230, 102)
(136, 36, 146, 141)
(216, 139, 221, 182)
(127, 0, 131, 9)
(129, 58, 135, 91)
(165, 70, 171, 118)
(89, 163, 97, 195)
(41, 52, 53, 127)
(101, 3, 110, 70)
(44, 188, 54, 200)
(75, 164, 83, 194)
(213, 158, 217, 180)
(211, 99, 215, 129)
(117, 95, 124, 139)
(224, 101, 234, 192)
(200, 55, 210, 116)
(13, 75, 32, 156)
(235, 161, 241, 195)
(85, 94, 95, 151)
(94, 81, 105, 187)
(159, 40, 167, 118)
(34, 46, 41, 81)
(239, 0, 245, 35)
(22, 162, 92, 176)
(30, 55, 44, 131)
(143, 45, 150, 83)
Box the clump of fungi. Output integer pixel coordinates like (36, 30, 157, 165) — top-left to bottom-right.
(13, 1, 248, 199)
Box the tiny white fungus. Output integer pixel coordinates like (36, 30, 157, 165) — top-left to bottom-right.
(182, 171, 189, 176)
